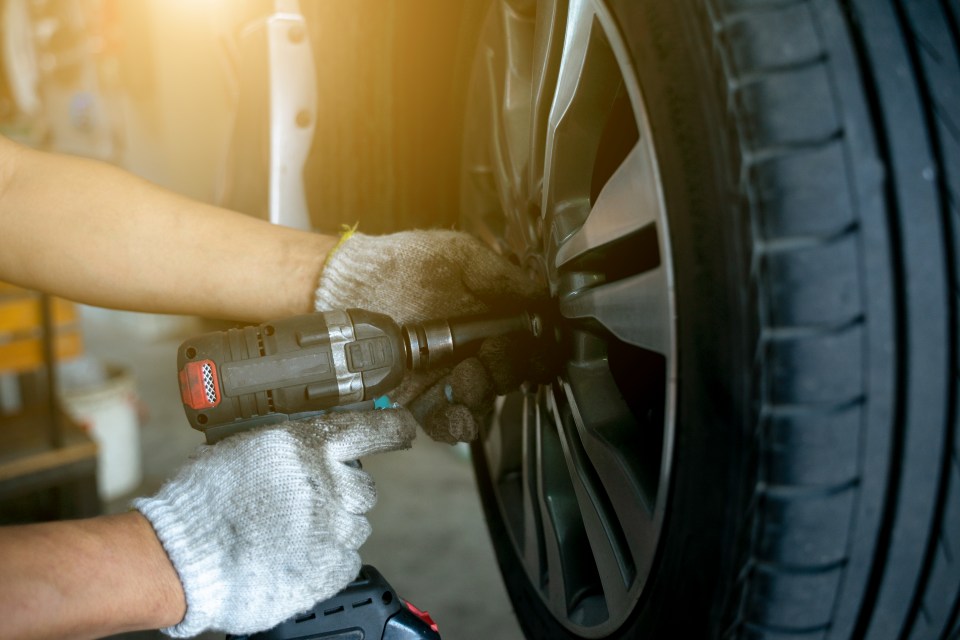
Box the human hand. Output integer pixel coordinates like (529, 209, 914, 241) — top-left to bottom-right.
(391, 332, 557, 443)
(133, 410, 416, 637)
(314, 229, 542, 324)
(314, 229, 549, 443)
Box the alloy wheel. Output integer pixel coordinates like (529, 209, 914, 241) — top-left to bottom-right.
(461, 0, 678, 635)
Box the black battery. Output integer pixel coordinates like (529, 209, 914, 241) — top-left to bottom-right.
(228, 565, 441, 640)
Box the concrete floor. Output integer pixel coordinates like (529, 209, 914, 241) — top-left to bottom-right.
(77, 307, 524, 640)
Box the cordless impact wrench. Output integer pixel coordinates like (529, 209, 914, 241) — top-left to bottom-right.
(178, 307, 541, 442)
(176, 307, 543, 639)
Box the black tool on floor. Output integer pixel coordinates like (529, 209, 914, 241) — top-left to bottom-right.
(227, 565, 440, 640)
(177, 307, 541, 443)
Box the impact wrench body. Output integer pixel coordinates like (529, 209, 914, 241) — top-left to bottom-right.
(177, 308, 541, 443)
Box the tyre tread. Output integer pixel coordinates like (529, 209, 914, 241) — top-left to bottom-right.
(703, 0, 960, 636)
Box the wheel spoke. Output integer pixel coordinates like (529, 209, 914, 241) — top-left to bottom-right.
(527, 0, 567, 201)
(576, 431, 658, 566)
(484, 45, 517, 213)
(563, 366, 662, 566)
(535, 386, 602, 615)
(482, 396, 504, 479)
(483, 5, 539, 256)
(501, 2, 534, 190)
(521, 390, 546, 580)
(541, 0, 620, 239)
(549, 387, 633, 617)
(484, 394, 525, 529)
(564, 363, 658, 514)
(555, 143, 659, 269)
(547, 0, 604, 147)
(537, 417, 570, 609)
(463, 163, 508, 250)
(559, 267, 672, 354)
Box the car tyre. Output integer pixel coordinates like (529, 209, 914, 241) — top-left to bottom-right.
(460, 1, 960, 638)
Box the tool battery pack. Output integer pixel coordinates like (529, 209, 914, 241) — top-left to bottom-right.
(228, 565, 441, 640)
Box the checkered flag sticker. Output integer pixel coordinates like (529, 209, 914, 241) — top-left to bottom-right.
(201, 363, 218, 405)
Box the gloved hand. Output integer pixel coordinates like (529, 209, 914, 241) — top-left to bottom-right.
(392, 332, 557, 443)
(315, 229, 548, 443)
(315, 229, 542, 323)
(133, 410, 416, 638)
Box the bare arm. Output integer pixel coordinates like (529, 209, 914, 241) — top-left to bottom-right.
(0, 512, 186, 639)
(0, 138, 338, 635)
(0, 136, 337, 322)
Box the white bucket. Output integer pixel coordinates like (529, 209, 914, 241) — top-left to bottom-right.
(60, 361, 142, 500)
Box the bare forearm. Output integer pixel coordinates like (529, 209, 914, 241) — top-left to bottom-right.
(0, 137, 336, 321)
(0, 512, 185, 639)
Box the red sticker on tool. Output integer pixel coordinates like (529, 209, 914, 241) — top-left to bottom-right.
(179, 359, 220, 410)
(404, 601, 439, 633)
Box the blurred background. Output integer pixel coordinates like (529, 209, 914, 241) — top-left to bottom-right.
(0, 0, 523, 638)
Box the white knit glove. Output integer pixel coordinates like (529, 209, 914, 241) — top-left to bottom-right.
(316, 229, 541, 323)
(315, 229, 546, 443)
(133, 410, 416, 638)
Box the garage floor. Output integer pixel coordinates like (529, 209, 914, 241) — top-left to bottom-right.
(78, 307, 524, 640)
